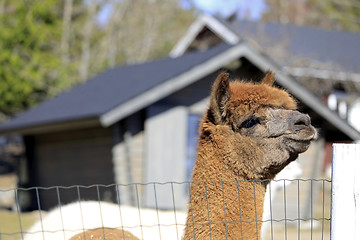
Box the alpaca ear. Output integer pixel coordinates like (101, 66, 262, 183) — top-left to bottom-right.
(209, 71, 230, 124)
(261, 71, 275, 86)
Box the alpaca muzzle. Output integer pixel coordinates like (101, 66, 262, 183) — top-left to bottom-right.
(289, 112, 318, 142)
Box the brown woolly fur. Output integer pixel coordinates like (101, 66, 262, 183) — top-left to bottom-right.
(183, 71, 317, 240)
(68, 228, 139, 240)
(230, 80, 297, 110)
(261, 71, 276, 85)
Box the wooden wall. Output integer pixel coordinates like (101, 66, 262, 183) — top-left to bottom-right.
(27, 127, 115, 210)
(143, 104, 188, 209)
(112, 112, 145, 206)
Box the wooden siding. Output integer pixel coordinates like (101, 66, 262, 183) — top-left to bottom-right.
(31, 127, 114, 210)
(112, 112, 145, 206)
(112, 131, 144, 205)
(144, 105, 188, 210)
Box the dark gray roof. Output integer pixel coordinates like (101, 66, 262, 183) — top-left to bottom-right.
(227, 20, 360, 72)
(0, 44, 232, 134)
(171, 15, 360, 73)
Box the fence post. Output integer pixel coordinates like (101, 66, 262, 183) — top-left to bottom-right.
(331, 144, 360, 240)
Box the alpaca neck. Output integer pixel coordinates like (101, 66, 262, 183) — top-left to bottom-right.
(183, 130, 267, 240)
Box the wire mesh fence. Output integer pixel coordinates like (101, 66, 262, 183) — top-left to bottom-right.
(0, 179, 331, 240)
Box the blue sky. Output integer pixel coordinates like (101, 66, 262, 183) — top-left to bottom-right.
(98, 0, 267, 25)
(182, 0, 266, 19)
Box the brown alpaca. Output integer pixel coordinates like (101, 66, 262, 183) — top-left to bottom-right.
(68, 228, 138, 240)
(182, 71, 317, 240)
(66, 72, 316, 240)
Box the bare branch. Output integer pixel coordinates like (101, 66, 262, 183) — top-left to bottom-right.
(61, 0, 73, 65)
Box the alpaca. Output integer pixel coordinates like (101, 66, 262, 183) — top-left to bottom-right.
(24, 201, 186, 240)
(24, 71, 316, 240)
(68, 227, 139, 240)
(182, 71, 317, 239)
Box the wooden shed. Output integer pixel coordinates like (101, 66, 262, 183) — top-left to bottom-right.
(0, 42, 358, 211)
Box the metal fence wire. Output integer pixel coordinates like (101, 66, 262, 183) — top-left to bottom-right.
(0, 179, 331, 240)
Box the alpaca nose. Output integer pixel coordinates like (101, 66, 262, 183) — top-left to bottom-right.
(292, 112, 311, 127)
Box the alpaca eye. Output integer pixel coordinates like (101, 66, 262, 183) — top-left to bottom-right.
(241, 118, 259, 128)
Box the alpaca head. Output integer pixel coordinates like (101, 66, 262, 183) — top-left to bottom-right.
(205, 71, 317, 180)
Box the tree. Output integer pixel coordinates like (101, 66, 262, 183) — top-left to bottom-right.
(96, 0, 195, 65)
(262, 0, 360, 32)
(61, 0, 73, 65)
(0, 0, 195, 118)
(307, 0, 360, 32)
(0, 1, 66, 116)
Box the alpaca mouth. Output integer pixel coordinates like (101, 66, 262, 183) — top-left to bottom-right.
(286, 134, 317, 142)
(271, 130, 317, 142)
(284, 134, 315, 153)
(282, 126, 317, 154)
(285, 125, 318, 142)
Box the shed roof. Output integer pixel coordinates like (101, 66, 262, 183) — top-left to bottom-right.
(1, 42, 359, 140)
(0, 44, 231, 134)
(228, 20, 360, 72)
(171, 14, 360, 73)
